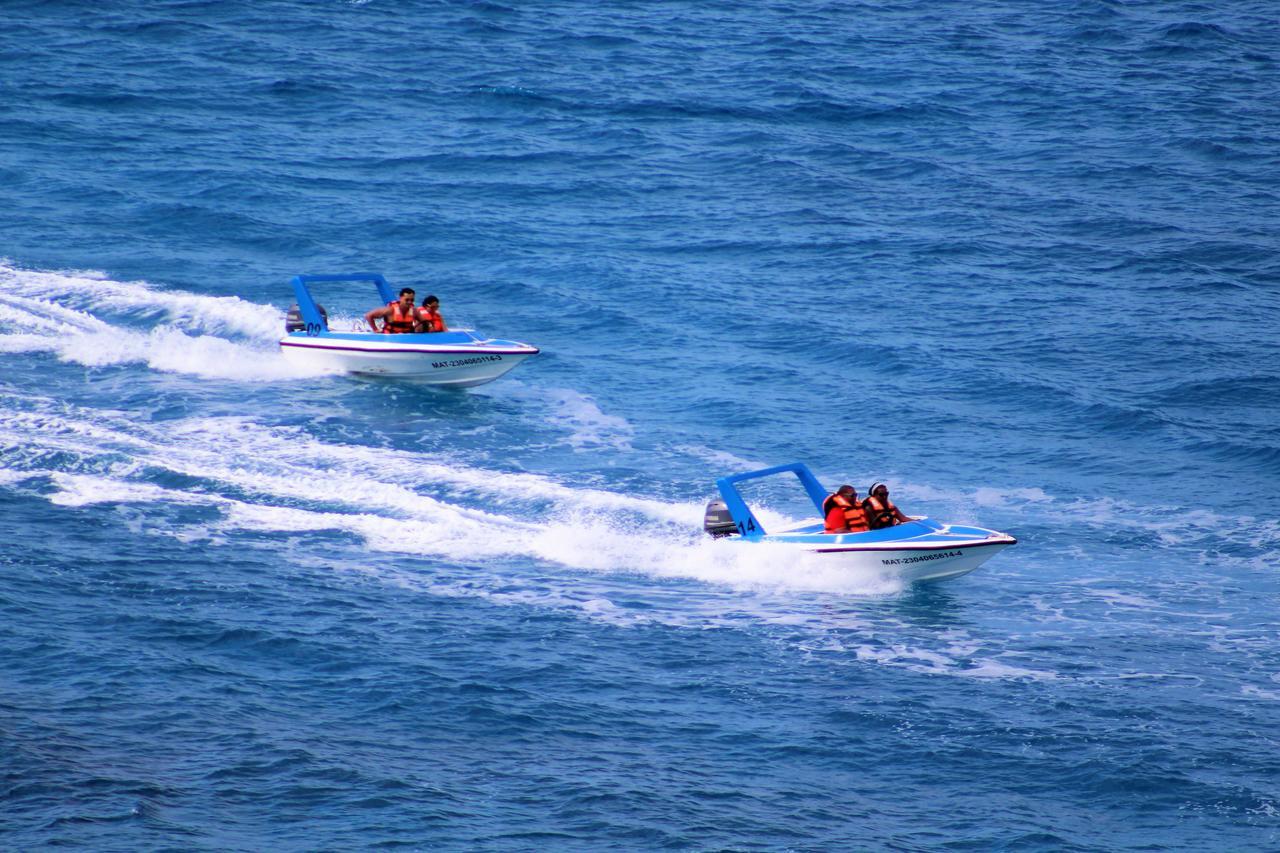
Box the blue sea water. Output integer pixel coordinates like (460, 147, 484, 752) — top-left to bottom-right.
(2, 0, 1279, 848)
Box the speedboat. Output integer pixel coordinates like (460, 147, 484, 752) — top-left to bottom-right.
(703, 462, 1016, 583)
(278, 273, 539, 387)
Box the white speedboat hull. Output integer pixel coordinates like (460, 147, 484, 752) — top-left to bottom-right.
(806, 536, 1016, 583)
(279, 333, 539, 387)
(754, 520, 1017, 583)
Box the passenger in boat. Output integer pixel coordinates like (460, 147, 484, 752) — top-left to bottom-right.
(823, 485, 870, 534)
(415, 295, 448, 333)
(863, 483, 912, 529)
(364, 288, 418, 333)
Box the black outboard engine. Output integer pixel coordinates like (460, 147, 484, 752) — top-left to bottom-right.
(285, 303, 328, 333)
(703, 499, 738, 538)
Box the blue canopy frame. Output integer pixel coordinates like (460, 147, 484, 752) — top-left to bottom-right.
(714, 462, 830, 538)
(288, 273, 395, 333)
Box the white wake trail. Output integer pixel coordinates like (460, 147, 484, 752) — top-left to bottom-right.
(0, 262, 329, 380)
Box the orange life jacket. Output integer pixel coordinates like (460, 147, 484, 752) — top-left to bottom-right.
(863, 495, 899, 530)
(383, 301, 416, 334)
(823, 493, 869, 534)
(416, 306, 445, 332)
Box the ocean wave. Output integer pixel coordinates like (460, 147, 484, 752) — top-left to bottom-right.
(1168, 137, 1267, 162)
(1065, 26, 1131, 45)
(1149, 374, 1280, 408)
(1158, 22, 1235, 43)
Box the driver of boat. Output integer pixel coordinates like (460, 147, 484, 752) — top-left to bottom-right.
(364, 288, 418, 334)
(415, 295, 447, 333)
(823, 485, 870, 534)
(863, 483, 912, 529)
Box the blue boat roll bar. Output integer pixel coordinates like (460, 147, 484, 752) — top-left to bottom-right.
(289, 273, 394, 333)
(714, 462, 831, 538)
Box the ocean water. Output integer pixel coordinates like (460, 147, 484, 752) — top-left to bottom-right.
(2, 0, 1279, 848)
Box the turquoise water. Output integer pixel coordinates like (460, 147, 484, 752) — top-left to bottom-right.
(2, 1, 1279, 849)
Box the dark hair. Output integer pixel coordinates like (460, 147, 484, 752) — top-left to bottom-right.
(423, 295, 439, 306)
(838, 484, 856, 494)
(399, 287, 416, 297)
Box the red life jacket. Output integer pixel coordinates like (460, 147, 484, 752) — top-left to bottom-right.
(416, 306, 445, 332)
(862, 495, 899, 530)
(823, 493, 869, 533)
(383, 301, 416, 334)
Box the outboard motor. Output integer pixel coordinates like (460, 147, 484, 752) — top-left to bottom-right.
(703, 499, 738, 538)
(285, 303, 328, 333)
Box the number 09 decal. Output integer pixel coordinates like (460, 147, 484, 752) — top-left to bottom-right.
(305, 322, 323, 336)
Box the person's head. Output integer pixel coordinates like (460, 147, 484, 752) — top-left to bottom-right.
(397, 288, 416, 307)
(422, 295, 439, 309)
(838, 485, 856, 498)
(870, 483, 888, 499)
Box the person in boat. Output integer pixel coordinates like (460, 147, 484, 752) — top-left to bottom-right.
(415, 295, 448, 333)
(863, 482, 912, 529)
(823, 485, 870, 534)
(364, 287, 418, 333)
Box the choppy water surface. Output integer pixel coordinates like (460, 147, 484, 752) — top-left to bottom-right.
(2, 1, 1279, 849)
